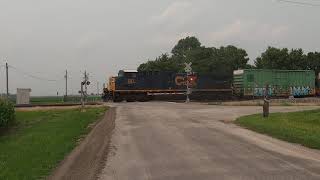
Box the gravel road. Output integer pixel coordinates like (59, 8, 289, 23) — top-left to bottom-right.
(97, 102, 320, 180)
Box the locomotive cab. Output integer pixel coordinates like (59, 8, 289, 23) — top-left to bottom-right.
(102, 76, 116, 101)
(104, 70, 142, 102)
(118, 70, 138, 78)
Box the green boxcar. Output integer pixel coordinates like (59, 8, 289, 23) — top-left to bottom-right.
(233, 69, 316, 97)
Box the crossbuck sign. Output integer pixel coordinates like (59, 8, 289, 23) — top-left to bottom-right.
(184, 62, 192, 73)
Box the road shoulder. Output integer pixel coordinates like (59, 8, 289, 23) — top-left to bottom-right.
(48, 107, 116, 180)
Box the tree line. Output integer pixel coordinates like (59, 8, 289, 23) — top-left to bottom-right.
(137, 36, 320, 75)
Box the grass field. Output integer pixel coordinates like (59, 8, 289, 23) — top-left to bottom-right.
(30, 96, 64, 104)
(6, 95, 102, 105)
(236, 109, 320, 149)
(0, 107, 107, 180)
(30, 96, 102, 105)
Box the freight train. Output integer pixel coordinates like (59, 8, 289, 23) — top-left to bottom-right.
(102, 69, 320, 102)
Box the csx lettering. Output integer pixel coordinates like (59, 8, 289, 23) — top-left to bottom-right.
(175, 76, 186, 86)
(128, 79, 136, 84)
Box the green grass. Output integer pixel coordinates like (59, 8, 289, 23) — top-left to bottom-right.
(30, 96, 102, 105)
(0, 107, 107, 180)
(30, 96, 64, 105)
(7, 95, 102, 105)
(236, 109, 320, 149)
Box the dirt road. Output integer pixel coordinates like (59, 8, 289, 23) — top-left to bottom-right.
(98, 102, 320, 180)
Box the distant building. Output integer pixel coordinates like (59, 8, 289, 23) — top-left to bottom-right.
(16, 88, 31, 105)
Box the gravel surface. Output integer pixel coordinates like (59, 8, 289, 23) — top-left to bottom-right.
(16, 105, 105, 112)
(97, 102, 320, 180)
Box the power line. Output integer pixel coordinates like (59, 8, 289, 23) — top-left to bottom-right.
(278, 0, 320, 6)
(8, 65, 64, 82)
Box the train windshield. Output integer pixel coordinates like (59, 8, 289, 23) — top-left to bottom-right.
(118, 71, 125, 77)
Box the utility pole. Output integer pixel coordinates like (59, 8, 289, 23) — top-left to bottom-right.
(65, 70, 68, 98)
(97, 82, 99, 95)
(6, 62, 9, 97)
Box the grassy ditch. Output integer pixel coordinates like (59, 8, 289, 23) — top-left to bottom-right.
(0, 107, 107, 180)
(236, 109, 320, 149)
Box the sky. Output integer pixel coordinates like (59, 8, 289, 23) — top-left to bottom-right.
(0, 0, 319, 96)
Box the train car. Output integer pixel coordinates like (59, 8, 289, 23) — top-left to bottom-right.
(316, 73, 320, 96)
(233, 69, 316, 98)
(103, 70, 232, 102)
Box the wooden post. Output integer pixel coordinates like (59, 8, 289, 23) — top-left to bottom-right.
(263, 84, 270, 118)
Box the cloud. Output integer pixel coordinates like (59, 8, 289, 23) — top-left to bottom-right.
(150, 1, 193, 25)
(75, 32, 109, 50)
(209, 20, 243, 41)
(148, 1, 201, 48)
(150, 32, 195, 47)
(209, 20, 289, 42)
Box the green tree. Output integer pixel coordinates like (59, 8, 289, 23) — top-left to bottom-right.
(214, 45, 249, 70)
(171, 36, 201, 57)
(307, 52, 320, 75)
(288, 48, 307, 70)
(137, 54, 181, 72)
(185, 47, 215, 72)
(188, 46, 249, 74)
(255, 47, 289, 69)
(254, 47, 307, 70)
(244, 64, 255, 69)
(137, 36, 251, 73)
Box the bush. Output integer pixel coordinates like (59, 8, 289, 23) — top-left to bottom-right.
(0, 98, 15, 128)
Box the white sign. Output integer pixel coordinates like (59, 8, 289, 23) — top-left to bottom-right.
(184, 62, 192, 73)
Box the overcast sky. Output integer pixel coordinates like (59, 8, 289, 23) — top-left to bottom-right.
(0, 0, 319, 96)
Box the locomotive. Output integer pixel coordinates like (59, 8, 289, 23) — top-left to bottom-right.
(103, 69, 320, 102)
(103, 70, 232, 102)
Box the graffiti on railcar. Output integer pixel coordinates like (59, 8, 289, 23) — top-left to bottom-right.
(290, 86, 313, 96)
(253, 86, 274, 97)
(252, 86, 315, 97)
